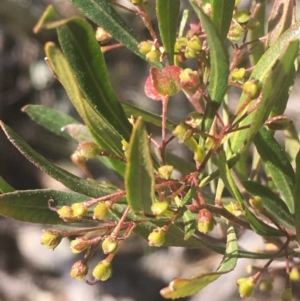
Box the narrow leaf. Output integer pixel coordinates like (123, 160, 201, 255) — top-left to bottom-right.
(45, 42, 126, 174)
(182, 209, 196, 240)
(125, 117, 155, 214)
(190, 1, 229, 131)
(211, 0, 235, 41)
(156, 0, 180, 64)
(243, 181, 294, 231)
(160, 225, 238, 299)
(68, 0, 143, 61)
(254, 128, 295, 213)
(22, 105, 79, 140)
(248, 1, 266, 64)
(0, 122, 114, 198)
(56, 18, 131, 140)
(0, 189, 89, 224)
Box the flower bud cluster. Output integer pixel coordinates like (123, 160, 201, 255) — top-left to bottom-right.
(174, 35, 202, 60)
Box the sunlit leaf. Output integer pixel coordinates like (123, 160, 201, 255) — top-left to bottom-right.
(125, 117, 155, 214)
(160, 225, 237, 299)
(0, 189, 89, 224)
(156, 0, 180, 64)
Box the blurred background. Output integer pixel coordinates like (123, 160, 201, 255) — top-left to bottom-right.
(0, 1, 300, 301)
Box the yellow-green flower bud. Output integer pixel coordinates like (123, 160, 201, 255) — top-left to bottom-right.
(234, 9, 251, 24)
(151, 201, 169, 216)
(235, 0, 241, 6)
(158, 165, 173, 180)
(148, 228, 166, 247)
(236, 277, 255, 298)
(102, 237, 118, 254)
(70, 260, 88, 280)
(138, 41, 153, 54)
(290, 266, 300, 282)
(180, 68, 200, 91)
(174, 37, 187, 52)
(187, 36, 202, 52)
(92, 259, 112, 281)
(146, 49, 160, 63)
(197, 209, 215, 234)
(231, 68, 246, 82)
(247, 18, 260, 30)
(249, 196, 263, 211)
(41, 231, 62, 250)
(93, 203, 109, 220)
(173, 123, 193, 143)
(184, 48, 197, 59)
(71, 203, 87, 217)
(259, 279, 273, 292)
(70, 237, 89, 254)
(243, 80, 261, 99)
(193, 145, 205, 164)
(57, 206, 74, 219)
(228, 23, 244, 42)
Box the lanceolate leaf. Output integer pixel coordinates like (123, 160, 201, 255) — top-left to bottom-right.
(248, 1, 266, 64)
(189, 1, 229, 132)
(56, 18, 131, 141)
(0, 122, 115, 198)
(0, 189, 89, 224)
(211, 0, 235, 41)
(45, 42, 126, 175)
(22, 105, 80, 140)
(294, 150, 300, 243)
(254, 128, 295, 213)
(68, 0, 144, 61)
(160, 225, 238, 299)
(125, 117, 155, 214)
(156, 0, 180, 64)
(243, 181, 294, 231)
(218, 150, 282, 237)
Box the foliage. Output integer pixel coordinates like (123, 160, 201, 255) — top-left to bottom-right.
(1, 0, 300, 299)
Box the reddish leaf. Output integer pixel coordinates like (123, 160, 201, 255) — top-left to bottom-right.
(144, 66, 182, 100)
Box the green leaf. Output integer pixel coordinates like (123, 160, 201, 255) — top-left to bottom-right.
(182, 209, 196, 240)
(217, 150, 282, 237)
(160, 225, 238, 299)
(57, 18, 131, 141)
(45, 42, 126, 175)
(22, 105, 80, 140)
(243, 181, 294, 231)
(211, 0, 235, 41)
(33, 5, 61, 33)
(254, 128, 295, 213)
(267, 0, 296, 47)
(156, 0, 180, 64)
(189, 1, 229, 132)
(0, 122, 114, 198)
(0, 189, 89, 224)
(0, 176, 14, 193)
(229, 23, 300, 154)
(248, 2, 266, 64)
(294, 150, 300, 243)
(68, 0, 142, 61)
(125, 117, 155, 214)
